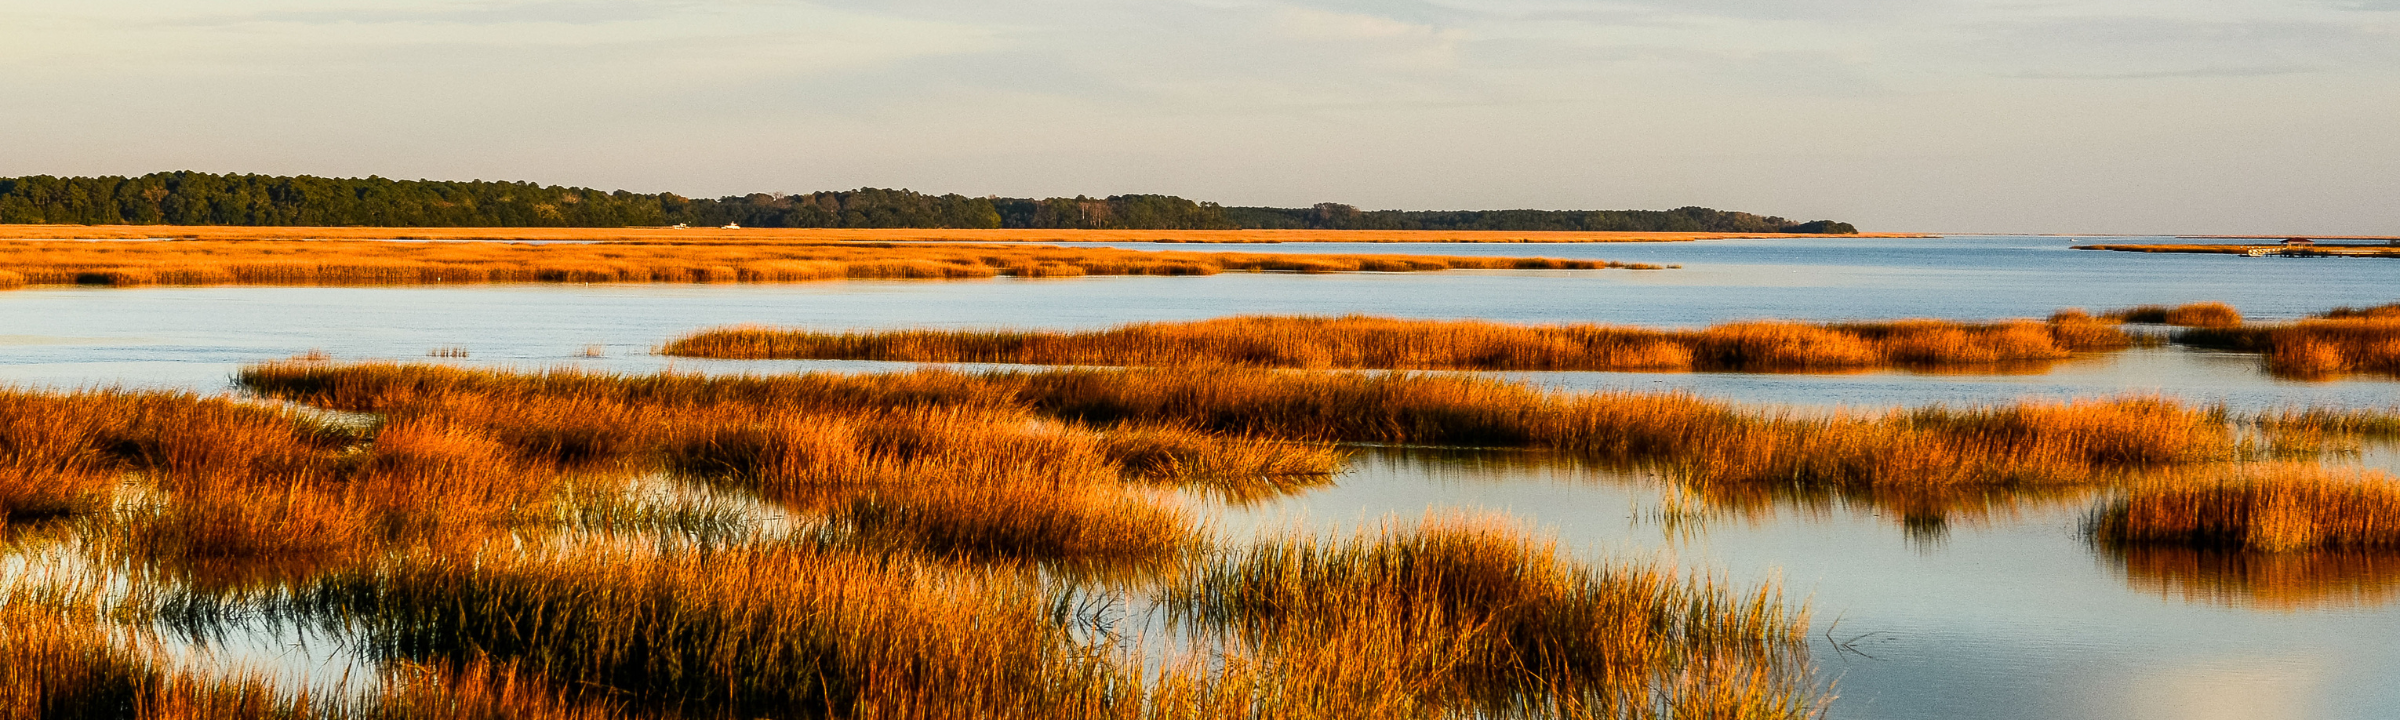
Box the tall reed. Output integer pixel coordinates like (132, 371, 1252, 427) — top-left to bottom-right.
(660, 314, 2133, 372)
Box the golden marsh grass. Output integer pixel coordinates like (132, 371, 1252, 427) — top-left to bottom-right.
(2178, 317, 2400, 378)
(2101, 302, 2243, 327)
(0, 224, 1918, 244)
(1170, 516, 1817, 718)
(661, 314, 2136, 373)
(239, 362, 2234, 505)
(0, 238, 1641, 289)
(2090, 464, 2400, 552)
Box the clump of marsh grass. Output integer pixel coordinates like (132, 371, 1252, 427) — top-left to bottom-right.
(2253, 406, 2400, 439)
(0, 608, 314, 720)
(300, 544, 1134, 719)
(1098, 425, 1343, 502)
(2178, 318, 2400, 378)
(659, 313, 2135, 373)
(1169, 516, 1818, 718)
(2313, 302, 2400, 320)
(226, 371, 1248, 565)
(2103, 302, 2243, 327)
(1, 604, 623, 720)
(2089, 464, 2400, 552)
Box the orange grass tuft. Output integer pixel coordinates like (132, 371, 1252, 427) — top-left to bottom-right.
(1171, 516, 1816, 717)
(0, 239, 1635, 289)
(2103, 302, 2243, 327)
(661, 314, 2134, 373)
(313, 544, 1134, 718)
(2179, 318, 2400, 378)
(0, 606, 624, 720)
(0, 609, 314, 720)
(2315, 302, 2400, 320)
(2090, 464, 2400, 552)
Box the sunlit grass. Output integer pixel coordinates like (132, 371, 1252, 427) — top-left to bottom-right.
(0, 238, 1643, 290)
(660, 313, 2135, 373)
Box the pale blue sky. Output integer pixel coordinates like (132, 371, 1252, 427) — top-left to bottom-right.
(4, 0, 2395, 233)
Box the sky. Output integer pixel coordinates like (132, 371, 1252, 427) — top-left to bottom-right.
(2, 0, 2396, 234)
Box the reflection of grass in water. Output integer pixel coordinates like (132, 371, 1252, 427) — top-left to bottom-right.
(2104, 544, 2400, 610)
(661, 313, 2139, 373)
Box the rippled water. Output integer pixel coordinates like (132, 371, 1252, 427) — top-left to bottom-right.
(4, 234, 2397, 718)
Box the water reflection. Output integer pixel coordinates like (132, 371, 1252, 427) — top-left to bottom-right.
(2101, 545, 2400, 611)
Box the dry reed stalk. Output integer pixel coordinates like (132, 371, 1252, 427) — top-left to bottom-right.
(2090, 464, 2400, 552)
(659, 314, 2133, 372)
(1170, 516, 1817, 718)
(0, 239, 1635, 289)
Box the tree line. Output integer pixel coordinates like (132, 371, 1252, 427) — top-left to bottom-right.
(0, 172, 1856, 234)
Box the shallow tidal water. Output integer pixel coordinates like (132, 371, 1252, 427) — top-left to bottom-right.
(1229, 449, 2400, 720)
(4, 234, 2397, 718)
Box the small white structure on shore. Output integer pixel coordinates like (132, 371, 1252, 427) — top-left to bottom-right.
(721, 223, 742, 230)
(670, 223, 688, 229)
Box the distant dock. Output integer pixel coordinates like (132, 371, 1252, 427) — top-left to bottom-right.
(2075, 236, 2400, 259)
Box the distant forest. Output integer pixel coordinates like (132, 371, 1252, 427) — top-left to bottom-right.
(0, 172, 1857, 234)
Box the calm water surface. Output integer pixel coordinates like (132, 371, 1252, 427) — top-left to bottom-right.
(4, 235, 2397, 718)
(1240, 450, 2400, 720)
